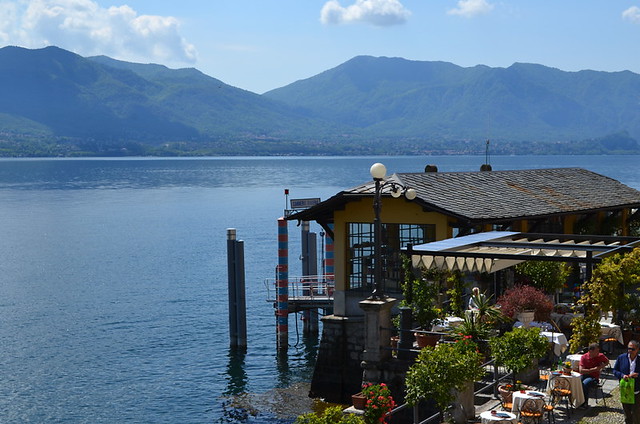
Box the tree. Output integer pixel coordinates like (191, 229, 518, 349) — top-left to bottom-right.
(514, 261, 570, 293)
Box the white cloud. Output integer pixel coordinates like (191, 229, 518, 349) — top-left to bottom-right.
(622, 6, 640, 23)
(1, 0, 197, 64)
(320, 0, 411, 27)
(447, 0, 494, 18)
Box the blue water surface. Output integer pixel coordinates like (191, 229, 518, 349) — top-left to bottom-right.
(0, 155, 638, 423)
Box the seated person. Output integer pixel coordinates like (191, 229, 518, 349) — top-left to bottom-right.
(578, 342, 609, 408)
(468, 287, 484, 309)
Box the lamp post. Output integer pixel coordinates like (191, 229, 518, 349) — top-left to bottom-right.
(369, 163, 416, 299)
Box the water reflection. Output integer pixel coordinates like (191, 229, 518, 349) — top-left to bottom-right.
(224, 347, 248, 396)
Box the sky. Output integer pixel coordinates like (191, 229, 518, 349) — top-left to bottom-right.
(1, 0, 639, 94)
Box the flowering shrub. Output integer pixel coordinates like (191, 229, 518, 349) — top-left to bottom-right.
(497, 285, 553, 322)
(361, 383, 395, 424)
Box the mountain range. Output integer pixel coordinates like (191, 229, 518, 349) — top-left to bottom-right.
(0, 45, 639, 156)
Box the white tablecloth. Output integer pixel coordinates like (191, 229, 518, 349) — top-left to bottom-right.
(540, 331, 568, 356)
(514, 321, 553, 331)
(480, 410, 517, 424)
(546, 371, 585, 407)
(431, 316, 465, 332)
(600, 321, 623, 344)
(567, 354, 582, 371)
(511, 391, 546, 414)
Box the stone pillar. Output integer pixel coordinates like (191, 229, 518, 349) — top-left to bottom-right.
(360, 297, 397, 383)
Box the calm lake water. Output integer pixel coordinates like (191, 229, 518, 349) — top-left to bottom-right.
(0, 155, 638, 423)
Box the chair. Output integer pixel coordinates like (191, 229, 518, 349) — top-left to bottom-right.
(500, 397, 514, 412)
(593, 364, 612, 406)
(498, 387, 513, 411)
(542, 403, 555, 424)
(538, 369, 550, 390)
(550, 377, 572, 416)
(519, 398, 544, 424)
(602, 337, 619, 355)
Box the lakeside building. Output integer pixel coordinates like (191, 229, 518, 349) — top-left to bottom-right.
(285, 166, 640, 403)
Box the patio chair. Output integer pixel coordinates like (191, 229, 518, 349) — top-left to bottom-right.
(550, 377, 572, 416)
(538, 369, 550, 390)
(542, 402, 555, 424)
(519, 398, 544, 424)
(593, 364, 612, 406)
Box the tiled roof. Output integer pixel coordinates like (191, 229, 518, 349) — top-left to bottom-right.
(289, 168, 640, 223)
(390, 168, 640, 221)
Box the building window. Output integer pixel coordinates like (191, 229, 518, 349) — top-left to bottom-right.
(347, 223, 435, 292)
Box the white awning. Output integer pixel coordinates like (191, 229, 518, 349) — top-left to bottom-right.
(404, 231, 639, 273)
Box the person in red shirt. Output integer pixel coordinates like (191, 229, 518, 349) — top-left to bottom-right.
(579, 342, 610, 408)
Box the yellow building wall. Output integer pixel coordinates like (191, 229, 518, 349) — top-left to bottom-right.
(332, 197, 449, 294)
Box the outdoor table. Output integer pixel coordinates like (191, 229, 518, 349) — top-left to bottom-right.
(431, 316, 464, 332)
(540, 331, 568, 356)
(511, 390, 546, 415)
(546, 371, 585, 408)
(480, 410, 517, 424)
(514, 321, 553, 331)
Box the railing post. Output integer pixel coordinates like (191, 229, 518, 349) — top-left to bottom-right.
(398, 306, 414, 360)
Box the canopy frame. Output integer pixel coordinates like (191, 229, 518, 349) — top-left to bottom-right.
(402, 231, 640, 275)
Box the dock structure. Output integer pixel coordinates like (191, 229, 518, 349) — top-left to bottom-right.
(266, 275, 335, 313)
(271, 210, 334, 348)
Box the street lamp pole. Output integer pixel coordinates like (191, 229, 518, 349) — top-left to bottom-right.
(371, 176, 384, 299)
(369, 163, 416, 300)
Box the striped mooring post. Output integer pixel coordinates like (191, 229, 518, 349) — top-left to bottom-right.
(276, 217, 289, 349)
(325, 223, 334, 280)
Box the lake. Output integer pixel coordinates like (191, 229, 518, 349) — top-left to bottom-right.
(0, 155, 638, 423)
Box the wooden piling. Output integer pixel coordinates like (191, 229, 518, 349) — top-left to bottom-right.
(227, 228, 247, 348)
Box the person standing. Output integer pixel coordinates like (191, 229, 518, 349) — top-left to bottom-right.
(578, 343, 609, 408)
(614, 340, 640, 424)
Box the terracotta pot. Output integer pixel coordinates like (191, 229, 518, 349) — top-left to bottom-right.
(497, 385, 513, 403)
(352, 392, 367, 410)
(414, 332, 439, 348)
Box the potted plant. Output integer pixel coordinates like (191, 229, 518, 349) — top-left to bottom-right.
(402, 257, 444, 347)
(405, 337, 485, 418)
(489, 327, 550, 385)
(497, 380, 526, 403)
(496, 285, 553, 324)
(361, 383, 395, 424)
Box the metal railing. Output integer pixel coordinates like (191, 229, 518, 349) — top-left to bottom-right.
(264, 275, 335, 302)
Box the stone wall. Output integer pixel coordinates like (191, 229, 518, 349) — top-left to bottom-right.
(309, 314, 364, 403)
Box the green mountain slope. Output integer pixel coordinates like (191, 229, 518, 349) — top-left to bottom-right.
(0, 47, 638, 156)
(0, 46, 333, 144)
(264, 56, 640, 142)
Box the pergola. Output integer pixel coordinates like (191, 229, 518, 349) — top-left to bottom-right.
(402, 231, 640, 280)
